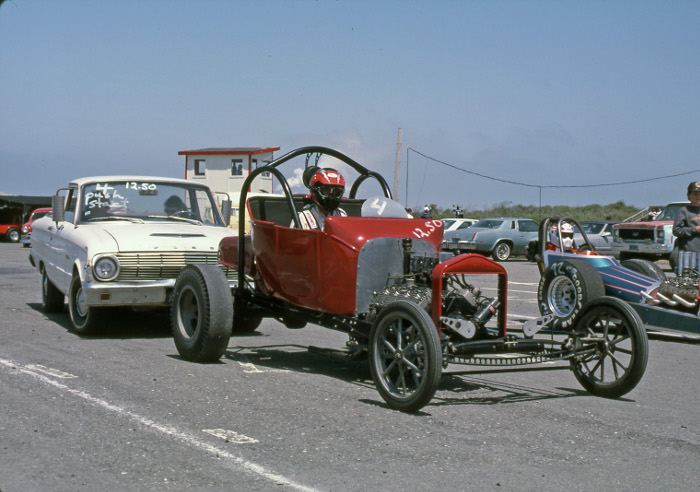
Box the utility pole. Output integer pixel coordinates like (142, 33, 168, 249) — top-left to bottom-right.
(393, 128, 402, 202)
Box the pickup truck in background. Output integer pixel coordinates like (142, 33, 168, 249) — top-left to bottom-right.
(610, 202, 688, 264)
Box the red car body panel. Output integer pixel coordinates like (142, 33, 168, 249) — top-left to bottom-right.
(219, 214, 444, 316)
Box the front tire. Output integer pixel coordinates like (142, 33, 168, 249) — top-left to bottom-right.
(538, 260, 605, 330)
(68, 275, 103, 335)
(171, 265, 233, 362)
(41, 268, 64, 313)
(570, 297, 648, 398)
(492, 242, 512, 261)
(7, 228, 20, 243)
(369, 300, 442, 413)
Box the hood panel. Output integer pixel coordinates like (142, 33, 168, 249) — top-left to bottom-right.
(99, 223, 234, 252)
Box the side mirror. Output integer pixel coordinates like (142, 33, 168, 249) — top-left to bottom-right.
(51, 194, 65, 223)
(221, 200, 232, 226)
(600, 232, 611, 237)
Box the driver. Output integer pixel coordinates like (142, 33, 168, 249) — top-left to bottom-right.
(547, 222, 576, 252)
(164, 195, 187, 216)
(297, 168, 347, 229)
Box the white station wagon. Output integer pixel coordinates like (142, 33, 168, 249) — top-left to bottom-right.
(29, 176, 237, 334)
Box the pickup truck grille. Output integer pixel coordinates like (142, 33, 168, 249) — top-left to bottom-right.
(617, 229, 656, 242)
(115, 252, 235, 281)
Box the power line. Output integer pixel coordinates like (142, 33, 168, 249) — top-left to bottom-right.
(407, 147, 700, 189)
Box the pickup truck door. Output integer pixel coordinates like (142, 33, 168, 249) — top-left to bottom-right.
(42, 188, 78, 293)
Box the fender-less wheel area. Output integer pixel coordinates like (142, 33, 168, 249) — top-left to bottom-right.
(41, 268, 64, 313)
(492, 242, 512, 261)
(68, 275, 103, 335)
(570, 297, 648, 398)
(620, 258, 666, 282)
(171, 265, 233, 362)
(538, 260, 605, 330)
(369, 300, 442, 413)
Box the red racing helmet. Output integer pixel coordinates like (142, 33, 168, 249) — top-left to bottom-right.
(308, 168, 345, 211)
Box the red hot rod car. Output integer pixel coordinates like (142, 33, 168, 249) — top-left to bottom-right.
(169, 147, 648, 413)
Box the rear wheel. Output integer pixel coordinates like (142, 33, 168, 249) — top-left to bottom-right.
(538, 260, 605, 330)
(369, 300, 442, 413)
(41, 268, 64, 313)
(620, 258, 666, 282)
(570, 297, 648, 398)
(171, 265, 233, 362)
(68, 275, 103, 335)
(492, 242, 512, 261)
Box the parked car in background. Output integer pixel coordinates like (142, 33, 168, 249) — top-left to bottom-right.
(19, 207, 51, 248)
(442, 217, 477, 232)
(611, 202, 688, 263)
(443, 217, 539, 260)
(574, 220, 618, 257)
(30, 176, 237, 335)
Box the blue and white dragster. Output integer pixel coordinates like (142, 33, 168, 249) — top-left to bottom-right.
(528, 216, 700, 336)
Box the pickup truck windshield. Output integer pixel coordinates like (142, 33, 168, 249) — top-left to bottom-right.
(78, 181, 223, 226)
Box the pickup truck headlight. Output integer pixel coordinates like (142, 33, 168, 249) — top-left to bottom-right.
(93, 255, 120, 281)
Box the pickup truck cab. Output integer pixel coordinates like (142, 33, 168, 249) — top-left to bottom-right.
(30, 176, 236, 334)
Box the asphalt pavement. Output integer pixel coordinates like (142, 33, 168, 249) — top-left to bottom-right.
(1, 243, 698, 491)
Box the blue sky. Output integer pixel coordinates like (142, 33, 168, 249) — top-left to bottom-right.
(2, 0, 699, 211)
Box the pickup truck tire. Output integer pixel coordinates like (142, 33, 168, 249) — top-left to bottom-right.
(68, 275, 104, 335)
(369, 300, 442, 413)
(571, 297, 648, 398)
(492, 241, 512, 261)
(620, 259, 666, 282)
(41, 268, 64, 313)
(171, 265, 233, 362)
(538, 260, 605, 330)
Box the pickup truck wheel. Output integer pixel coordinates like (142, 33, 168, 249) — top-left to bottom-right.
(620, 259, 666, 282)
(6, 228, 20, 243)
(570, 297, 648, 398)
(41, 268, 64, 313)
(369, 300, 442, 413)
(492, 242, 511, 261)
(68, 275, 103, 335)
(538, 260, 605, 330)
(171, 265, 233, 362)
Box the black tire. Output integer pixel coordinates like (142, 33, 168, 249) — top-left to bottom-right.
(492, 241, 512, 261)
(171, 265, 233, 362)
(68, 275, 103, 335)
(369, 300, 442, 413)
(232, 308, 263, 333)
(41, 268, 64, 313)
(538, 260, 605, 330)
(570, 297, 648, 398)
(620, 258, 666, 282)
(6, 228, 19, 243)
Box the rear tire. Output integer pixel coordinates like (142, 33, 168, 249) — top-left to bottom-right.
(171, 265, 233, 362)
(538, 260, 605, 330)
(41, 268, 64, 313)
(570, 297, 648, 398)
(620, 259, 666, 282)
(492, 242, 512, 261)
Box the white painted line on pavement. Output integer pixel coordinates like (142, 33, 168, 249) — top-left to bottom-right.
(0, 357, 317, 492)
(25, 364, 77, 379)
(204, 428, 259, 444)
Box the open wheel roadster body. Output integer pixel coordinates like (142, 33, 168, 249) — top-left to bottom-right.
(171, 147, 648, 412)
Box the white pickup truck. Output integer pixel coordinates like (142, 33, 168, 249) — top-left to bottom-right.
(29, 176, 236, 334)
